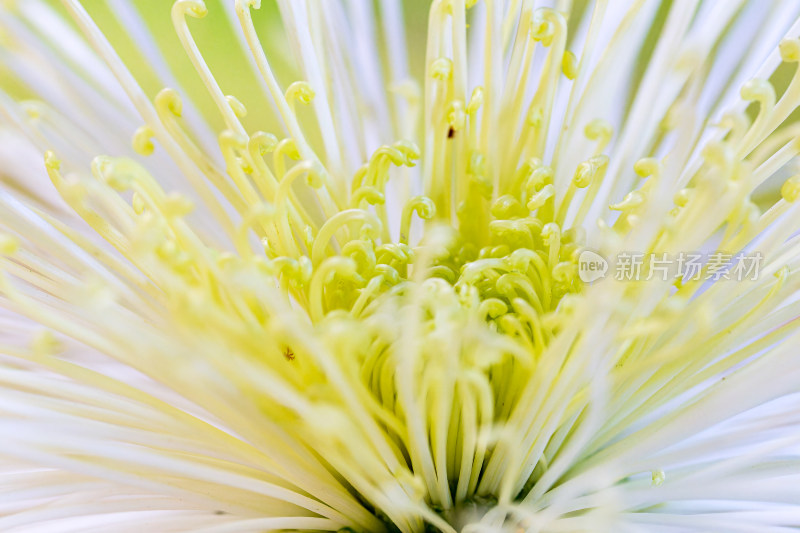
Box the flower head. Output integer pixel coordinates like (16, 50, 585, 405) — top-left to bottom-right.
(2, 0, 800, 532)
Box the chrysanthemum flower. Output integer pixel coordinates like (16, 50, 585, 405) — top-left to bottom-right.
(2, 0, 800, 531)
